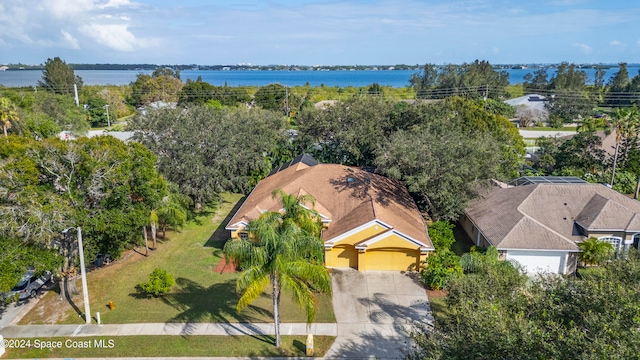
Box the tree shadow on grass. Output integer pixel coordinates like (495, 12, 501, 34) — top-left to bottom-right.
(160, 277, 272, 325)
(205, 195, 247, 256)
(191, 208, 217, 226)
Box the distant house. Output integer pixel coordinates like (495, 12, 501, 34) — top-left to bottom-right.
(136, 101, 177, 115)
(461, 177, 640, 275)
(505, 94, 549, 126)
(0, 66, 8, 71)
(314, 100, 338, 109)
(227, 154, 434, 271)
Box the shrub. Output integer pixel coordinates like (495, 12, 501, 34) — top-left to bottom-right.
(139, 268, 175, 297)
(421, 250, 462, 290)
(427, 221, 456, 251)
(578, 237, 613, 266)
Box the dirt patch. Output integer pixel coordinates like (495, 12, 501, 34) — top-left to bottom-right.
(213, 255, 237, 273)
(425, 288, 448, 299)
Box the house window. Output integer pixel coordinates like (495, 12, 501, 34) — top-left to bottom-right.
(239, 231, 249, 240)
(633, 233, 640, 250)
(598, 236, 623, 257)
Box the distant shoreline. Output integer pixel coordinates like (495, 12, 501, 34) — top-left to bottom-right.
(1, 66, 638, 88)
(1, 63, 639, 72)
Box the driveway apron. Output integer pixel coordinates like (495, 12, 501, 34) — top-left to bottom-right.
(324, 269, 433, 359)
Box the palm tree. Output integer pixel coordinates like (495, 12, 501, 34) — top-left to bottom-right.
(271, 188, 322, 237)
(578, 237, 614, 267)
(609, 106, 640, 186)
(223, 189, 331, 348)
(149, 209, 158, 249)
(0, 97, 20, 138)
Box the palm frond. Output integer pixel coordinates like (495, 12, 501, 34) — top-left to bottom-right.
(237, 275, 270, 312)
(284, 260, 332, 295)
(236, 265, 269, 291)
(279, 272, 317, 323)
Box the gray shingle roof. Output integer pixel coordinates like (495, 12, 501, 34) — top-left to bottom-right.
(465, 183, 640, 251)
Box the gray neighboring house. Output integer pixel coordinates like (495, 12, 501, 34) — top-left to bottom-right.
(505, 94, 549, 126)
(461, 179, 640, 275)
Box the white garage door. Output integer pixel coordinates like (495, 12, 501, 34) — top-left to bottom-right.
(506, 250, 565, 274)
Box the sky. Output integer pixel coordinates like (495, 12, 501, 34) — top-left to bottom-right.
(1, 0, 640, 66)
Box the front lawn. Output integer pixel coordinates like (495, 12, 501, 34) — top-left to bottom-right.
(19, 193, 335, 324)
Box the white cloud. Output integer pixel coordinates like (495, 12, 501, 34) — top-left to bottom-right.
(610, 40, 621, 46)
(80, 23, 146, 52)
(99, 0, 133, 9)
(42, 0, 96, 20)
(61, 30, 80, 49)
(492, 47, 500, 54)
(572, 42, 592, 54)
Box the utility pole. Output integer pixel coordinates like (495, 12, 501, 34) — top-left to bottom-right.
(483, 84, 488, 109)
(73, 84, 79, 107)
(77, 227, 91, 324)
(285, 87, 290, 117)
(62, 227, 91, 324)
(104, 104, 111, 130)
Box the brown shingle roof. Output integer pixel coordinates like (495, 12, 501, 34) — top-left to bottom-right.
(465, 183, 640, 251)
(227, 161, 433, 249)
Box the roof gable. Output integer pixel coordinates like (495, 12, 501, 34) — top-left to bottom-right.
(498, 217, 579, 251)
(575, 194, 637, 230)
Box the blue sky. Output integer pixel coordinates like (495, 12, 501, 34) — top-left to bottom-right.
(1, 0, 639, 65)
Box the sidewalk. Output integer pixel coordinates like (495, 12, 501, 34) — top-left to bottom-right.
(0, 322, 337, 338)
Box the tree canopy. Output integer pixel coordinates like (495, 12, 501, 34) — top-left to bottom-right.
(0, 135, 167, 267)
(38, 57, 83, 96)
(178, 79, 250, 107)
(408, 251, 640, 360)
(410, 60, 509, 100)
(129, 69, 183, 107)
(128, 106, 287, 207)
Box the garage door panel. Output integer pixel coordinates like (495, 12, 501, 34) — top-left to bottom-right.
(506, 251, 564, 274)
(366, 248, 420, 271)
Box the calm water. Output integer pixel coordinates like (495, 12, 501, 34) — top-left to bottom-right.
(1, 67, 638, 88)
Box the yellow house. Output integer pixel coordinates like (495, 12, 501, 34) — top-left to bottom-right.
(226, 154, 434, 271)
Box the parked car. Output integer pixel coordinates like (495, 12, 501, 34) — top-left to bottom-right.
(2, 269, 52, 302)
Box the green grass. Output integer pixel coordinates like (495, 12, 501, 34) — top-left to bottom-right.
(426, 294, 450, 325)
(3, 335, 335, 358)
(505, 84, 524, 99)
(20, 193, 335, 325)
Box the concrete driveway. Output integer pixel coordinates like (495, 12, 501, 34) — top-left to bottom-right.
(0, 296, 41, 328)
(324, 269, 433, 359)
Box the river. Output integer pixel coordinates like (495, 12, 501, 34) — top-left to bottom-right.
(1, 66, 638, 88)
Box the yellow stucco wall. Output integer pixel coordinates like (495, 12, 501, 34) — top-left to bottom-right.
(325, 245, 358, 269)
(365, 233, 416, 250)
(330, 223, 389, 246)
